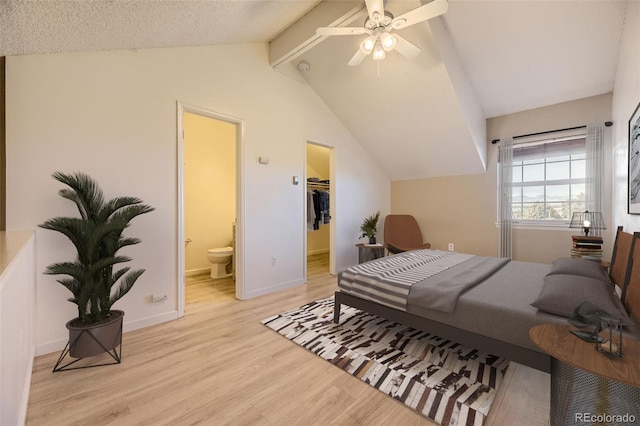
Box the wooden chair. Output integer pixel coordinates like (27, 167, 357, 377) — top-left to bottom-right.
(383, 214, 431, 254)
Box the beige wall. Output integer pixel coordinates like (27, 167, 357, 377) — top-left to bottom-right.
(306, 143, 330, 255)
(392, 93, 614, 263)
(391, 174, 496, 255)
(184, 112, 236, 274)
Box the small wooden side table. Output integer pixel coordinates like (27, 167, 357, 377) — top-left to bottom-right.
(530, 324, 640, 425)
(356, 243, 385, 264)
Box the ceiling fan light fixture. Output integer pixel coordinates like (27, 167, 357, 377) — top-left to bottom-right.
(317, 0, 449, 67)
(372, 41, 386, 60)
(360, 36, 376, 54)
(380, 33, 397, 51)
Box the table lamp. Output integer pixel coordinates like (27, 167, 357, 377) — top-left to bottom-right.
(569, 211, 605, 236)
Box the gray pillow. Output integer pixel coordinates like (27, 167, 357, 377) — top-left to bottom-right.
(548, 258, 611, 284)
(531, 274, 630, 325)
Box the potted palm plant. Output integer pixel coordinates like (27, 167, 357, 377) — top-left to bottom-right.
(360, 211, 380, 244)
(40, 171, 154, 364)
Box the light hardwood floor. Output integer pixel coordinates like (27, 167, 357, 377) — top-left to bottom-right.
(26, 253, 549, 425)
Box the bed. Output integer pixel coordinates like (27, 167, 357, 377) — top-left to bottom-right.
(334, 226, 640, 373)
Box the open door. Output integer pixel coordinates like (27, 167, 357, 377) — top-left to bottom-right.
(177, 102, 245, 317)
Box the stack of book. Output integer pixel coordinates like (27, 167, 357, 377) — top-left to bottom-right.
(571, 235, 603, 261)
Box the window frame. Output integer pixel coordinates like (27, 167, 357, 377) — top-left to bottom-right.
(501, 132, 588, 229)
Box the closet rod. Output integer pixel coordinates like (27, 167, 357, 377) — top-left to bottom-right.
(490, 121, 613, 145)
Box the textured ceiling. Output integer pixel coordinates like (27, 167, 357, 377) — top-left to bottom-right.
(0, 0, 628, 181)
(0, 0, 321, 55)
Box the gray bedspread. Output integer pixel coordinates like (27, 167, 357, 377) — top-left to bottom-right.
(408, 256, 510, 313)
(340, 257, 640, 354)
(407, 260, 566, 351)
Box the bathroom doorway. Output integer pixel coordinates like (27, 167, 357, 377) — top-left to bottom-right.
(305, 142, 335, 279)
(177, 103, 244, 316)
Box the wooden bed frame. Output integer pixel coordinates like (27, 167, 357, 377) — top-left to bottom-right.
(334, 226, 639, 374)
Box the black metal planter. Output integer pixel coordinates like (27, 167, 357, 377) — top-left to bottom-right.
(53, 310, 124, 372)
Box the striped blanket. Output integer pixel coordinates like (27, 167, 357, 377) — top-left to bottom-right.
(338, 250, 475, 311)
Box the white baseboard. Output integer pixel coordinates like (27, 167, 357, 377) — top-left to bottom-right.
(123, 310, 179, 333)
(35, 310, 179, 356)
(244, 278, 304, 299)
(185, 267, 210, 277)
(36, 338, 69, 357)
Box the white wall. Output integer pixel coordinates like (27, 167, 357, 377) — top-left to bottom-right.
(613, 2, 640, 231)
(5, 43, 390, 355)
(0, 231, 35, 426)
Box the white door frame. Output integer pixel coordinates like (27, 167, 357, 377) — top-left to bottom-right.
(304, 141, 336, 281)
(176, 102, 245, 317)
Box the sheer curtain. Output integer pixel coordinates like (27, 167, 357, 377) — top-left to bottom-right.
(585, 124, 604, 237)
(498, 137, 513, 258)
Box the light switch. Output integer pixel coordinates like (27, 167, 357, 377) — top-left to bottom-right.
(259, 156, 269, 165)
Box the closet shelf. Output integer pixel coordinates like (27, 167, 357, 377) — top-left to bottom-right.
(307, 179, 330, 189)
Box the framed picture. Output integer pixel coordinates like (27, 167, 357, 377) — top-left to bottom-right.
(629, 101, 640, 214)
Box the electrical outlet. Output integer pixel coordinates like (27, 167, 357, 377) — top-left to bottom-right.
(152, 294, 168, 303)
(271, 256, 276, 266)
(448, 243, 454, 251)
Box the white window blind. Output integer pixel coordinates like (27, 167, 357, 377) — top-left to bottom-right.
(512, 138, 585, 161)
(509, 135, 587, 222)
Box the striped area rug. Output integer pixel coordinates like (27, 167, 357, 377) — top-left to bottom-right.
(262, 297, 509, 426)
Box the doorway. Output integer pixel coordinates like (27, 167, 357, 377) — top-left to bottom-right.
(177, 103, 244, 317)
(305, 142, 335, 279)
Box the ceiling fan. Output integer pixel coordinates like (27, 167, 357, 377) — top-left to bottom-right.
(316, 0, 449, 66)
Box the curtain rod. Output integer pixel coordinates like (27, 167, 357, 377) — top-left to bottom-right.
(490, 121, 613, 145)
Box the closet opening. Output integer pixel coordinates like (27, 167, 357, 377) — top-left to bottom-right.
(305, 142, 334, 279)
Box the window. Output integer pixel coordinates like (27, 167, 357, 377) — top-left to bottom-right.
(508, 137, 587, 223)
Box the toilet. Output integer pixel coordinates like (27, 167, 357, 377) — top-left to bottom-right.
(207, 247, 233, 279)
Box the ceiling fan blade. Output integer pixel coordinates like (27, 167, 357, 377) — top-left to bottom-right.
(348, 49, 367, 67)
(391, 0, 449, 30)
(365, 0, 385, 23)
(316, 27, 368, 36)
(393, 34, 421, 59)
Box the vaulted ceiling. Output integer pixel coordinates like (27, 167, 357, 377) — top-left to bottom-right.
(0, 0, 627, 180)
